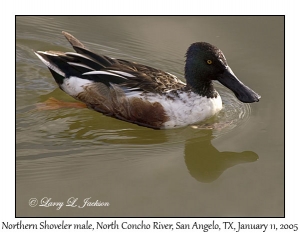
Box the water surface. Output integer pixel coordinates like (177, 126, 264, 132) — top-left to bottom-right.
(16, 16, 284, 217)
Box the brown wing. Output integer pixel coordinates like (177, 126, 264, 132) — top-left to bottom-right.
(62, 31, 186, 93)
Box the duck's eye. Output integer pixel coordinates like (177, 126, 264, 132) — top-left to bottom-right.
(207, 60, 213, 65)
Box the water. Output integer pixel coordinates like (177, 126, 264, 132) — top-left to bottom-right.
(16, 16, 284, 217)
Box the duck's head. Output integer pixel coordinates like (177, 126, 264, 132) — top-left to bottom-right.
(185, 42, 260, 103)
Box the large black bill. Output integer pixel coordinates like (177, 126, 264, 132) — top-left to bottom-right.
(218, 67, 260, 103)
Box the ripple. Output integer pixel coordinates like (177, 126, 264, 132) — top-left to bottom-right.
(191, 82, 252, 138)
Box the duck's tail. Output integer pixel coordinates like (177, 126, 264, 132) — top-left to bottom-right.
(34, 31, 116, 86)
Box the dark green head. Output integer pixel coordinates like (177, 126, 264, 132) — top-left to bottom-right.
(185, 42, 260, 103)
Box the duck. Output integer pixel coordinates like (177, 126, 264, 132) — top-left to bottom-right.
(34, 31, 260, 129)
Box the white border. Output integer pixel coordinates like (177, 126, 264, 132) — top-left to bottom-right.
(4, 0, 297, 232)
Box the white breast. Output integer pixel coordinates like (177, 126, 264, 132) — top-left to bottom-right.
(141, 91, 222, 129)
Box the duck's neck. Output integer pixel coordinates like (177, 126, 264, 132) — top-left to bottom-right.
(184, 63, 218, 98)
(185, 79, 217, 98)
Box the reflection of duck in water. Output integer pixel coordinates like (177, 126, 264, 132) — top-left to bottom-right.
(184, 130, 258, 183)
(35, 31, 260, 129)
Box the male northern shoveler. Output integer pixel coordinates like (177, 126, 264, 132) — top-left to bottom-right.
(35, 31, 260, 129)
